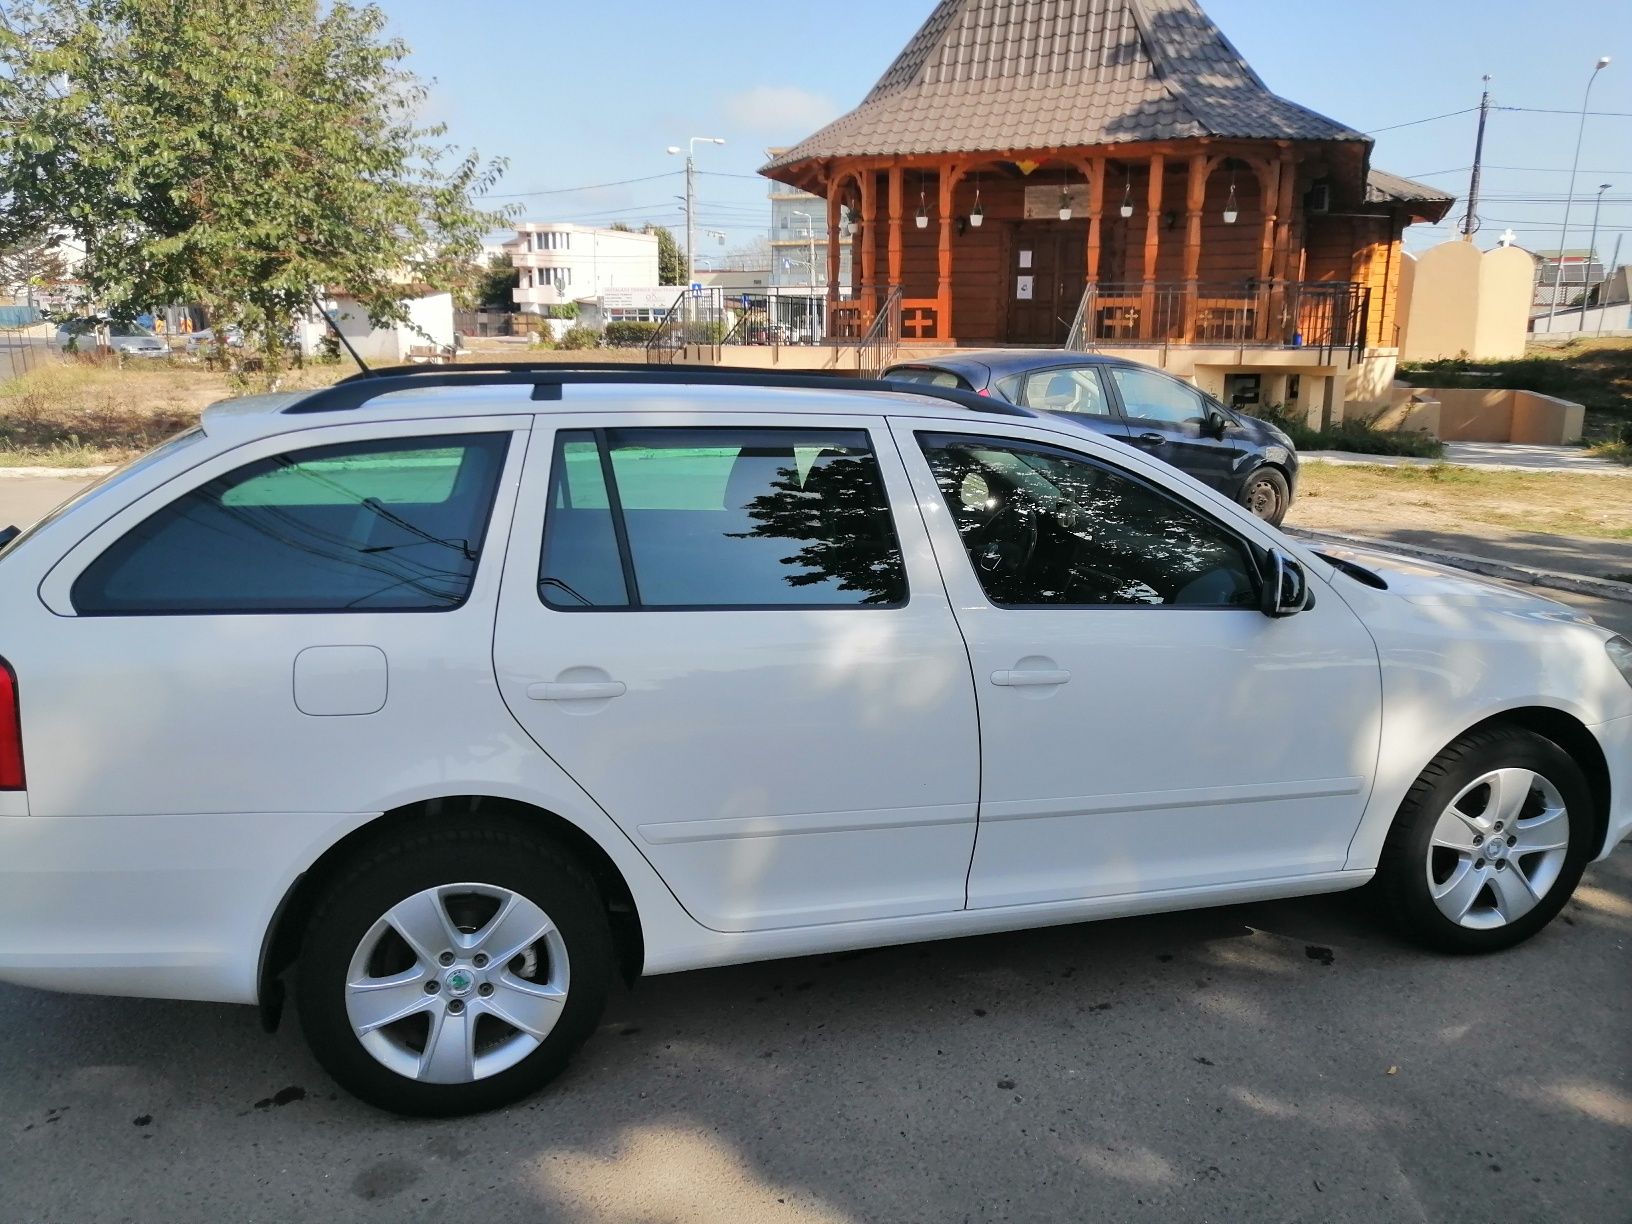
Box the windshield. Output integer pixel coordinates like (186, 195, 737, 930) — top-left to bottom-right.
(0, 428, 204, 562)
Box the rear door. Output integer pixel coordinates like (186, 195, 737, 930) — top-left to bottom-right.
(1105, 364, 1247, 492)
(491, 411, 980, 933)
(1014, 365, 1131, 445)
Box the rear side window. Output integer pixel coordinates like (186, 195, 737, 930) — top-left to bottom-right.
(540, 427, 906, 609)
(884, 366, 968, 390)
(72, 433, 510, 614)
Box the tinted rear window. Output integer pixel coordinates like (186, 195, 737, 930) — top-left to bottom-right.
(884, 367, 970, 390)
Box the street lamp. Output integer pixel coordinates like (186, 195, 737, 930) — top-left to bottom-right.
(791, 209, 817, 290)
(1545, 55, 1610, 329)
(666, 136, 726, 286)
(1582, 182, 1612, 330)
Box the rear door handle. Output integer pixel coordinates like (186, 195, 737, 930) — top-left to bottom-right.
(991, 669, 1071, 687)
(527, 681, 627, 702)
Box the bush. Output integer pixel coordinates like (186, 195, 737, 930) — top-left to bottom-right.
(604, 320, 660, 348)
(1246, 403, 1444, 459)
(556, 325, 601, 350)
(540, 302, 579, 321)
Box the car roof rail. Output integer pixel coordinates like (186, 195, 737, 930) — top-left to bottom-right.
(280, 363, 1032, 418)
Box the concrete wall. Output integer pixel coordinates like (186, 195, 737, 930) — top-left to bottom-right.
(1398, 241, 1535, 361)
(1414, 387, 1583, 444)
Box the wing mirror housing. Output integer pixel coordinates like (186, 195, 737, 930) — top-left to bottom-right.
(1261, 550, 1312, 618)
(1203, 408, 1230, 440)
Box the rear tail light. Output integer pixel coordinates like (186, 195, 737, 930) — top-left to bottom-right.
(977, 387, 991, 396)
(0, 658, 24, 790)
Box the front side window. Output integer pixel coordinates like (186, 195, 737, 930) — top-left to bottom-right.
(918, 434, 1258, 608)
(1110, 367, 1209, 426)
(73, 433, 510, 614)
(540, 427, 906, 609)
(1021, 367, 1112, 417)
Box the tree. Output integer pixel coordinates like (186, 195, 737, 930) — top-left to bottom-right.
(0, 0, 510, 367)
(475, 252, 518, 311)
(0, 236, 68, 305)
(643, 225, 685, 286)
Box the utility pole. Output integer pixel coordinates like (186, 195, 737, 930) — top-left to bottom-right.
(1459, 76, 1492, 239)
(1582, 182, 1611, 331)
(667, 137, 725, 287)
(1546, 56, 1611, 329)
(1598, 233, 1623, 338)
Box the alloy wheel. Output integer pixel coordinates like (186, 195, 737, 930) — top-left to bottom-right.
(1425, 768, 1571, 930)
(344, 883, 569, 1084)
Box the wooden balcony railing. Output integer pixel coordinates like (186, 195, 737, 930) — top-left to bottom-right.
(1066, 281, 1370, 361)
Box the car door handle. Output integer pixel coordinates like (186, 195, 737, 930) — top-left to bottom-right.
(527, 681, 627, 702)
(990, 669, 1072, 687)
(1135, 432, 1166, 445)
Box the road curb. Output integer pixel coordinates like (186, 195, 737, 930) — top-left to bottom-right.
(1286, 528, 1632, 605)
(0, 465, 116, 479)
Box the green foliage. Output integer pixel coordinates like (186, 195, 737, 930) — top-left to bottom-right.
(555, 325, 601, 350)
(603, 320, 660, 347)
(644, 225, 685, 286)
(1247, 403, 1445, 459)
(475, 253, 518, 311)
(0, 0, 511, 372)
(540, 302, 579, 321)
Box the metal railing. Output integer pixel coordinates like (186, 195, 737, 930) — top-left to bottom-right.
(856, 288, 903, 379)
(720, 291, 829, 349)
(645, 288, 722, 365)
(1065, 281, 1370, 361)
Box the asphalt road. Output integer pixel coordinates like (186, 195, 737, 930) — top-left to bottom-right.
(1, 853, 1627, 1223)
(1, 475, 1629, 1222)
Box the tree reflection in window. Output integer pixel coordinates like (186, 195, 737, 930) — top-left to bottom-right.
(920, 435, 1258, 608)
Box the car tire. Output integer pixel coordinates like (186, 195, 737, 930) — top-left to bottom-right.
(295, 819, 614, 1117)
(1376, 726, 1593, 954)
(1239, 467, 1291, 525)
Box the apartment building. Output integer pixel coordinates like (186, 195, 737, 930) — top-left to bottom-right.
(504, 223, 660, 313)
(766, 148, 851, 290)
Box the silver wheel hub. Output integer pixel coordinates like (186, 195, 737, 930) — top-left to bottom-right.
(345, 883, 570, 1084)
(1426, 768, 1570, 930)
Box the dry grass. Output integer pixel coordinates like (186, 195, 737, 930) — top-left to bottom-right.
(0, 356, 346, 466)
(1290, 462, 1632, 542)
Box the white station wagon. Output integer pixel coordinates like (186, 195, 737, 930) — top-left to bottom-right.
(0, 367, 1627, 1116)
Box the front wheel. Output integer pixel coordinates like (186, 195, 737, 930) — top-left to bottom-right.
(295, 821, 614, 1116)
(1239, 467, 1291, 525)
(1376, 727, 1593, 954)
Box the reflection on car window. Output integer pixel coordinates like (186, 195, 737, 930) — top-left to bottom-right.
(918, 433, 1258, 608)
(72, 434, 509, 614)
(1023, 368, 1111, 417)
(885, 367, 966, 389)
(1110, 367, 1208, 426)
(541, 428, 907, 609)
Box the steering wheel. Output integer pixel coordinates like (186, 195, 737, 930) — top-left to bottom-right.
(965, 488, 1041, 582)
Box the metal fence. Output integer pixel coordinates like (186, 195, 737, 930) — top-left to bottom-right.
(646, 287, 727, 365)
(720, 292, 828, 349)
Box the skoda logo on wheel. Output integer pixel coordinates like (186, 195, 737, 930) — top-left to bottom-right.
(445, 969, 474, 997)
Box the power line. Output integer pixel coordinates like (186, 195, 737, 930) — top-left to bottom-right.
(1496, 106, 1632, 119)
(481, 172, 681, 200)
(1364, 107, 1476, 134)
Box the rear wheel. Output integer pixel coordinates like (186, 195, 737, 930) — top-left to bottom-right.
(295, 821, 613, 1116)
(1377, 727, 1593, 953)
(1239, 467, 1290, 525)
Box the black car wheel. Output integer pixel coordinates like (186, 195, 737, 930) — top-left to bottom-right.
(1240, 467, 1290, 525)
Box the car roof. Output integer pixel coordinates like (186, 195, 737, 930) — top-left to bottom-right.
(888, 349, 1122, 379)
(198, 376, 1042, 443)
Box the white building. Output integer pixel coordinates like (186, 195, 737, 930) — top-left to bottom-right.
(505, 223, 660, 314)
(297, 289, 456, 362)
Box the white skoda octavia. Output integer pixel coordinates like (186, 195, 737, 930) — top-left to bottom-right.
(0, 368, 1627, 1115)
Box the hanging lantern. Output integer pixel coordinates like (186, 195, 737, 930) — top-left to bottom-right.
(970, 174, 984, 227)
(1058, 172, 1072, 221)
(840, 206, 852, 238)
(916, 180, 929, 229)
(1119, 177, 1134, 219)
(1222, 163, 1239, 224)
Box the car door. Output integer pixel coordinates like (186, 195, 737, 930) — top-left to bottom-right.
(890, 419, 1381, 909)
(491, 411, 980, 933)
(1105, 364, 1246, 492)
(1014, 365, 1131, 445)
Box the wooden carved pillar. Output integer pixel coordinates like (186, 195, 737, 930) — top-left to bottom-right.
(1255, 159, 1280, 342)
(1084, 158, 1105, 286)
(859, 170, 878, 319)
(1182, 153, 1206, 342)
(826, 185, 842, 321)
(1272, 151, 1297, 342)
(937, 164, 960, 342)
(1140, 153, 1165, 340)
(887, 165, 905, 298)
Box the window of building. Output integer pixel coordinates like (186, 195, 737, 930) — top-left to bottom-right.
(73, 434, 511, 614)
(917, 434, 1258, 609)
(540, 428, 907, 610)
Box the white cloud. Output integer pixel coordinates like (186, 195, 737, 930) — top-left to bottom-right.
(721, 85, 839, 136)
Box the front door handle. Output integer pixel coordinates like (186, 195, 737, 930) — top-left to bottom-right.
(527, 680, 627, 702)
(991, 668, 1071, 687)
(1135, 431, 1166, 445)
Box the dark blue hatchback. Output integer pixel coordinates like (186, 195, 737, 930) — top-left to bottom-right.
(883, 351, 1298, 525)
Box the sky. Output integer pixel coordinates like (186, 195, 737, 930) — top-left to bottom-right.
(380, 0, 1631, 262)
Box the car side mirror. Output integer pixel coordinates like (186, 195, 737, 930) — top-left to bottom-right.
(1261, 550, 1311, 618)
(1203, 409, 1230, 440)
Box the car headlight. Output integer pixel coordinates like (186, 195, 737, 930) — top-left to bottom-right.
(1608, 636, 1632, 689)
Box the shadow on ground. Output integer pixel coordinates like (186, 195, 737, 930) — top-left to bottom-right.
(2, 851, 1628, 1223)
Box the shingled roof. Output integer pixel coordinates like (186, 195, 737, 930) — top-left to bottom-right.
(1365, 168, 1456, 220)
(763, 0, 1366, 174)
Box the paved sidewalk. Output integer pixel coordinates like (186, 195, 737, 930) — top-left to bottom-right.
(1303, 442, 1630, 474)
